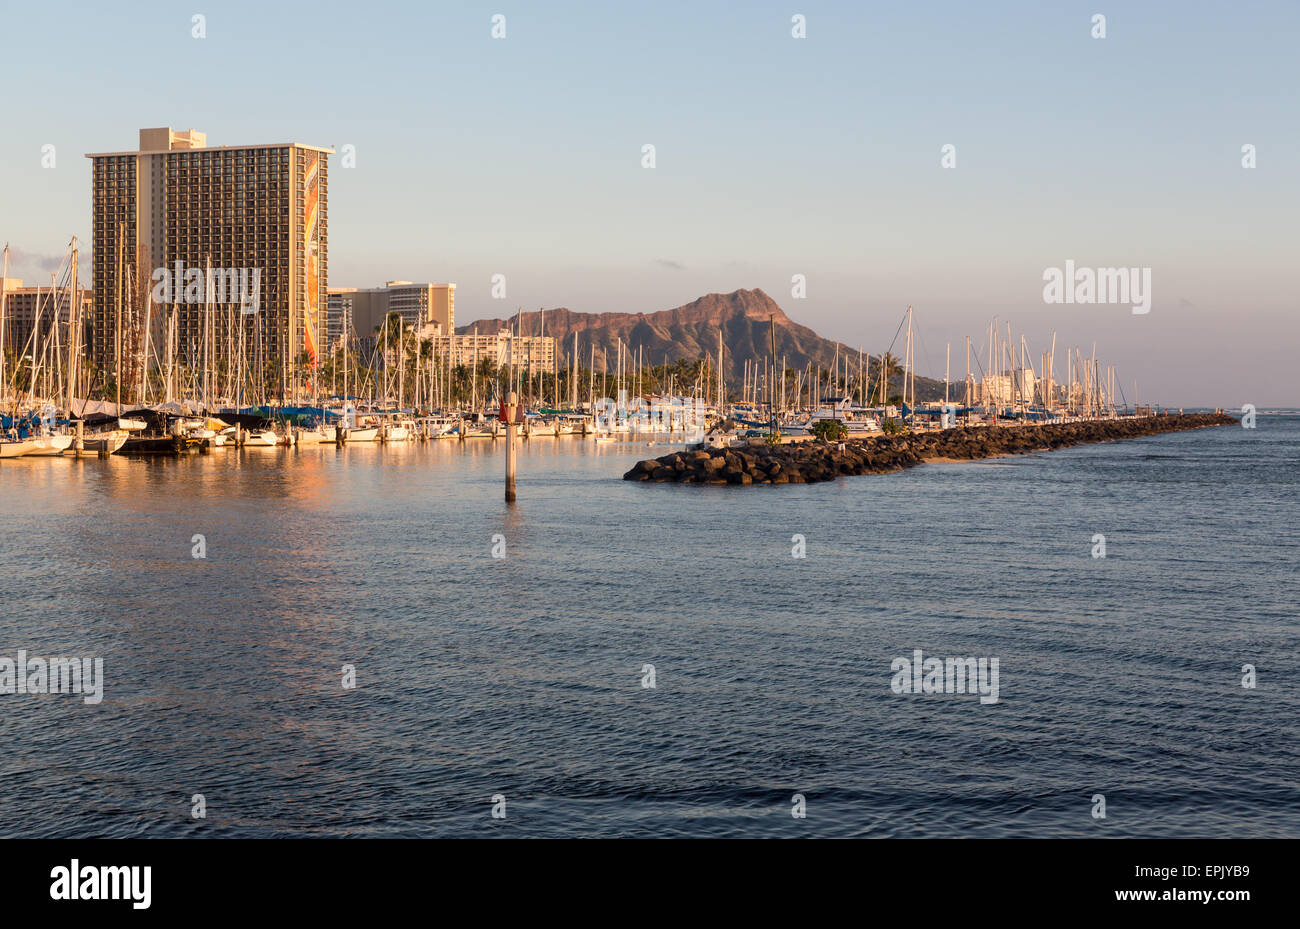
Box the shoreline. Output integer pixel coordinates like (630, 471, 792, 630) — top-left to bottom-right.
(623, 413, 1238, 485)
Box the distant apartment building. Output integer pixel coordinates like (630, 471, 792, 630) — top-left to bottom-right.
(386, 282, 454, 334)
(437, 329, 556, 376)
(327, 281, 455, 345)
(85, 127, 331, 390)
(326, 288, 356, 349)
(0, 277, 91, 359)
(979, 374, 1013, 407)
(980, 369, 1038, 407)
(323, 282, 554, 375)
(1013, 367, 1037, 405)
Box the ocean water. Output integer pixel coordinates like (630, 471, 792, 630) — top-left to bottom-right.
(1, 416, 1296, 838)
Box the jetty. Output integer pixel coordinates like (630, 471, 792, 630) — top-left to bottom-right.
(622, 413, 1237, 485)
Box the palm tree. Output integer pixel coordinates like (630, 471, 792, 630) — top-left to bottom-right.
(472, 357, 499, 406)
(475, 356, 498, 384)
(451, 363, 472, 404)
(872, 352, 904, 405)
(374, 311, 408, 348)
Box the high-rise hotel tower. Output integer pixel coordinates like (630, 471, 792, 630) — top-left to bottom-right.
(86, 128, 331, 395)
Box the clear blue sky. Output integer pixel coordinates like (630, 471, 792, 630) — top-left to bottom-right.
(1, 0, 1296, 405)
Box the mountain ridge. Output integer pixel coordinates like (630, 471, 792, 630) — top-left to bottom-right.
(457, 288, 950, 400)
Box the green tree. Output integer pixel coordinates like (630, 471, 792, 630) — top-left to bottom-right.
(872, 352, 904, 404)
(812, 418, 847, 441)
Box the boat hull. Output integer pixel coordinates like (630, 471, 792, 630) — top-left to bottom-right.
(82, 431, 129, 454)
(26, 435, 75, 456)
(295, 428, 335, 445)
(122, 435, 202, 455)
(0, 440, 37, 458)
(242, 430, 281, 447)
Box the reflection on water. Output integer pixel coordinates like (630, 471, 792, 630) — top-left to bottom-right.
(2, 424, 1297, 837)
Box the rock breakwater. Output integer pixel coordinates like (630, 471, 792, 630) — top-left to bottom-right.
(622, 413, 1236, 485)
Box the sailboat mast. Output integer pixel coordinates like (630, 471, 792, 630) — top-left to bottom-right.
(964, 335, 971, 408)
(65, 242, 79, 417)
(768, 313, 777, 431)
(139, 278, 153, 405)
(115, 223, 123, 413)
(716, 330, 722, 409)
(0, 243, 8, 407)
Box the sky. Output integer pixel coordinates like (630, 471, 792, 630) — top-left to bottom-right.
(1, 0, 1296, 406)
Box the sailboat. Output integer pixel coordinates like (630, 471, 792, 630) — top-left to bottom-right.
(242, 426, 282, 447)
(80, 430, 128, 454)
(418, 414, 459, 439)
(331, 403, 376, 442)
(295, 423, 336, 445)
(77, 412, 132, 454)
(346, 415, 379, 443)
(383, 415, 416, 441)
(25, 434, 74, 456)
(0, 436, 37, 458)
(21, 406, 74, 456)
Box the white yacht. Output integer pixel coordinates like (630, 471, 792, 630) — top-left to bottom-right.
(0, 437, 37, 458)
(242, 428, 281, 447)
(419, 415, 460, 439)
(385, 417, 417, 441)
(295, 424, 336, 445)
(81, 430, 129, 454)
(26, 434, 75, 456)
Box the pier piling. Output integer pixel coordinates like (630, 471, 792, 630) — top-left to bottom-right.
(505, 391, 518, 502)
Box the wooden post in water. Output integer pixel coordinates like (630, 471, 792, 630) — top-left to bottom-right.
(505, 390, 518, 502)
(74, 420, 84, 457)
